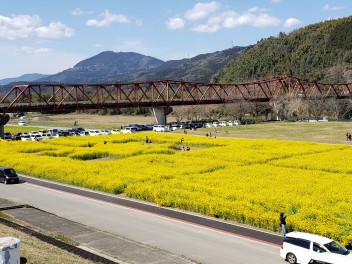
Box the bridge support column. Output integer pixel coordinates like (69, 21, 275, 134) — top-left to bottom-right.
(0, 125, 4, 138)
(152, 107, 172, 125)
(0, 114, 10, 138)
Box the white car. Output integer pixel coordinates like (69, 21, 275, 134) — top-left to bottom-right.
(31, 135, 43, 141)
(21, 134, 31, 141)
(121, 127, 137, 134)
(153, 125, 170, 132)
(88, 130, 102, 136)
(280, 232, 352, 264)
(18, 121, 27, 126)
(101, 130, 112, 135)
(233, 120, 241, 125)
(79, 131, 90, 136)
(41, 133, 53, 140)
(219, 121, 227, 127)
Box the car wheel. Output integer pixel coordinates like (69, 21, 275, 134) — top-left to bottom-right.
(286, 253, 297, 264)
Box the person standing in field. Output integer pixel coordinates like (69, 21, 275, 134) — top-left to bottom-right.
(280, 212, 287, 237)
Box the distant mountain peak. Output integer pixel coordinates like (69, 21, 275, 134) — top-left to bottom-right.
(0, 73, 50, 85)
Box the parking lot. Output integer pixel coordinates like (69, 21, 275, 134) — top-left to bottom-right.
(0, 118, 256, 142)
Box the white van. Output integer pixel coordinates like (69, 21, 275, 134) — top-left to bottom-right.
(48, 129, 59, 136)
(153, 125, 170, 132)
(280, 232, 352, 264)
(121, 127, 137, 134)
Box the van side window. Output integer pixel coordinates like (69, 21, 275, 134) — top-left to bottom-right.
(313, 243, 326, 253)
(284, 237, 296, 245)
(284, 237, 310, 249)
(296, 238, 310, 249)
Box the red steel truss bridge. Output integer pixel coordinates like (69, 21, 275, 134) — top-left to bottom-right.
(1, 75, 352, 114)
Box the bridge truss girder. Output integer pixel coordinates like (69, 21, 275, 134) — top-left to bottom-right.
(1, 76, 352, 113)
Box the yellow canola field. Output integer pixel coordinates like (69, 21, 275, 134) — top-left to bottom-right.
(1, 133, 352, 246)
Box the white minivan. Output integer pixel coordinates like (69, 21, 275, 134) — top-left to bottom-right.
(280, 232, 352, 264)
(153, 125, 170, 132)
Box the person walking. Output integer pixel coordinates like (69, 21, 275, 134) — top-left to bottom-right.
(280, 212, 287, 237)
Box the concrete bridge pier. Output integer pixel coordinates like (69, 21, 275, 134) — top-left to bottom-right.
(152, 107, 172, 125)
(0, 114, 10, 138)
(0, 125, 4, 138)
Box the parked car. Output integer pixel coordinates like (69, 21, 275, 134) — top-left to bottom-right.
(318, 117, 329, 122)
(11, 132, 23, 141)
(153, 125, 170, 132)
(41, 133, 53, 140)
(121, 127, 137, 134)
(88, 130, 102, 136)
(72, 127, 85, 133)
(38, 130, 49, 136)
(170, 124, 181, 131)
(31, 135, 43, 141)
(111, 129, 120, 134)
(0, 167, 19, 184)
(101, 130, 112, 135)
(219, 121, 227, 127)
(18, 121, 27, 126)
(48, 129, 59, 136)
(29, 131, 40, 137)
(1, 132, 12, 140)
(233, 120, 241, 125)
(144, 124, 154, 131)
(21, 133, 32, 141)
(280, 231, 352, 264)
(79, 131, 90, 136)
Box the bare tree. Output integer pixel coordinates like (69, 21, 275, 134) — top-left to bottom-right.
(325, 98, 352, 119)
(171, 106, 188, 122)
(226, 101, 249, 120)
(305, 96, 327, 120)
(247, 101, 272, 120)
(286, 98, 308, 120)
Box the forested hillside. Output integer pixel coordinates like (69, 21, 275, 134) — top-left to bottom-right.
(215, 16, 352, 84)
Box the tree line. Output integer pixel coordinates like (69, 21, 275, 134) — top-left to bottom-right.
(170, 97, 352, 122)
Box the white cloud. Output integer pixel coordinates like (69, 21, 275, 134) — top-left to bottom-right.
(36, 22, 74, 38)
(166, 17, 185, 30)
(71, 8, 84, 16)
(247, 7, 271, 13)
(86, 10, 130, 27)
(135, 19, 143, 26)
(17, 46, 53, 54)
(323, 4, 344, 11)
(0, 14, 73, 40)
(222, 11, 281, 29)
(166, 3, 287, 33)
(191, 24, 220, 33)
(284, 18, 302, 28)
(185, 1, 221, 21)
(270, 0, 282, 3)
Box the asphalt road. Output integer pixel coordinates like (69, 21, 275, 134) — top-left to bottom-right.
(0, 177, 284, 264)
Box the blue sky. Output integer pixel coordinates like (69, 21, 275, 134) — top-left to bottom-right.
(0, 0, 351, 79)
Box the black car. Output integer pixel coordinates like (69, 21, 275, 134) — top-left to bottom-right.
(1, 132, 12, 140)
(11, 132, 23, 141)
(0, 167, 19, 184)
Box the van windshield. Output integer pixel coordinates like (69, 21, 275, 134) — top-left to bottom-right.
(4, 169, 16, 175)
(324, 241, 349, 255)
